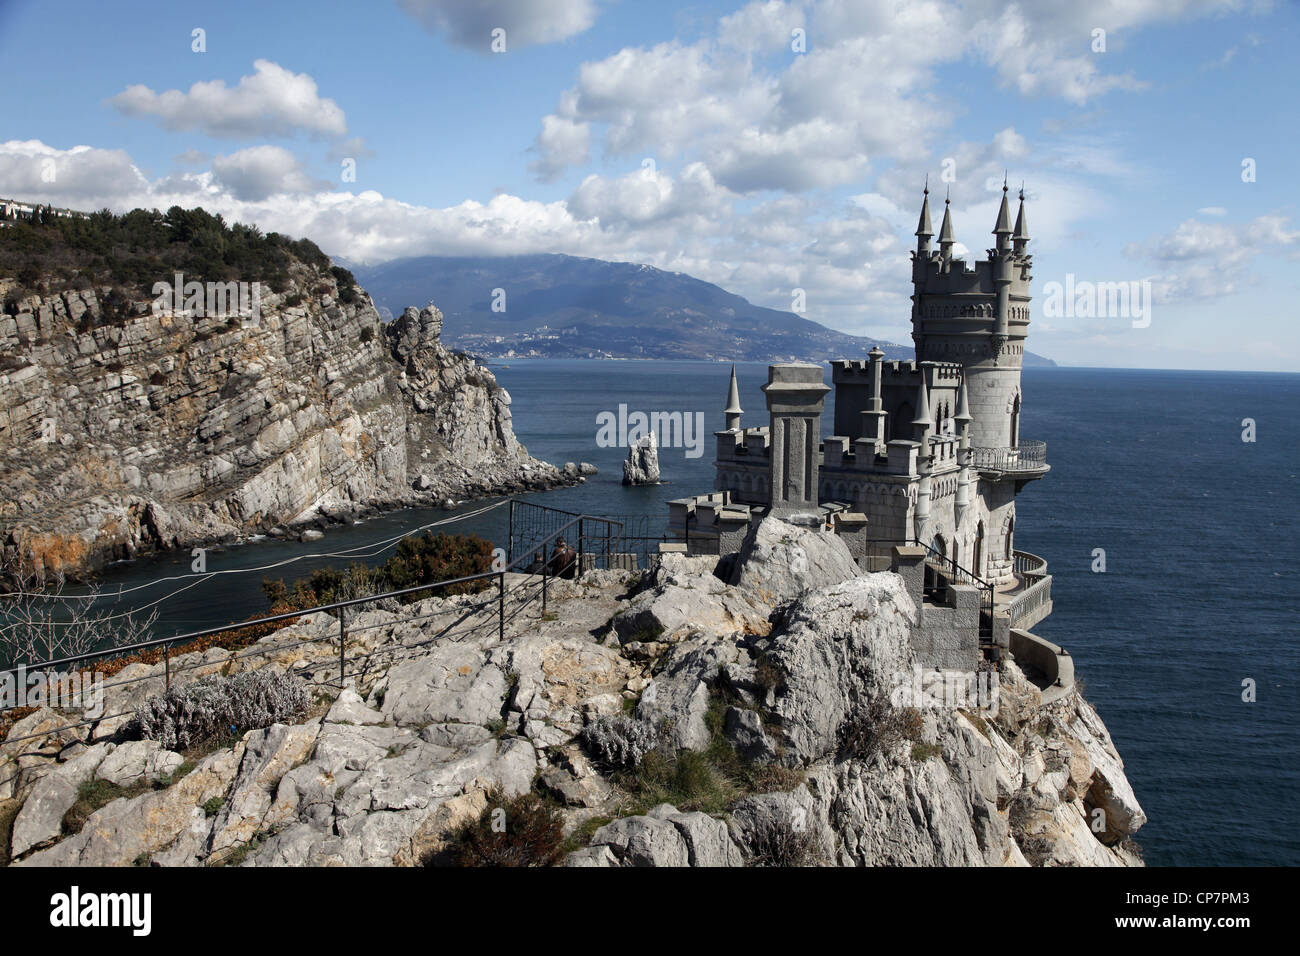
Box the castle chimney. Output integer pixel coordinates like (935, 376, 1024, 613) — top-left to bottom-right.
(762, 363, 830, 517)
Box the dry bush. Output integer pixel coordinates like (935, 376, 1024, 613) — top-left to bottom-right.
(442, 790, 565, 867)
(836, 698, 923, 761)
(131, 669, 309, 751)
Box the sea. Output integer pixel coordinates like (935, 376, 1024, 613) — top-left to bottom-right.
(82, 361, 1300, 866)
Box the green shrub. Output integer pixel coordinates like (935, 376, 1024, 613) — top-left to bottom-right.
(260, 532, 496, 611)
(0, 205, 342, 329)
(910, 742, 942, 761)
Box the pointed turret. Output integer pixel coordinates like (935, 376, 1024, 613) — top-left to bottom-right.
(993, 175, 1012, 253)
(912, 377, 933, 456)
(954, 375, 972, 432)
(938, 190, 955, 257)
(915, 181, 933, 254)
(1013, 187, 1029, 254)
(724, 364, 743, 431)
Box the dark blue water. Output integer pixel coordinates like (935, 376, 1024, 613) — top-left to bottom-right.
(90, 361, 1299, 866)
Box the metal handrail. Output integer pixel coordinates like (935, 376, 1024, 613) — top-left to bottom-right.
(970, 440, 1047, 472)
(1005, 575, 1052, 628)
(0, 512, 622, 689)
(910, 537, 995, 646)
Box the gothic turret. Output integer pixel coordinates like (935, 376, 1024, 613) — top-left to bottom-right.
(724, 364, 743, 432)
(1012, 188, 1029, 254)
(912, 377, 933, 457)
(938, 192, 955, 258)
(915, 181, 933, 255)
(993, 178, 1012, 254)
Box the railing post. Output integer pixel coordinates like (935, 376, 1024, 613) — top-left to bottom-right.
(507, 499, 515, 565)
(542, 560, 548, 615)
(577, 518, 585, 574)
(338, 608, 346, 688)
(498, 572, 505, 642)
(164, 643, 170, 691)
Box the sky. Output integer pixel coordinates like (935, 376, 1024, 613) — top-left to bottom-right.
(0, 0, 1296, 371)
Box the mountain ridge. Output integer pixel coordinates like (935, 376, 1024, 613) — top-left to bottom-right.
(354, 253, 1058, 366)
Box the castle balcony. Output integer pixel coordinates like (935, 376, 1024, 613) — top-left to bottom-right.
(970, 439, 1049, 481)
(998, 550, 1052, 631)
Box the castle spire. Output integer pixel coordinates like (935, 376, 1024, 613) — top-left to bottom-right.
(915, 180, 933, 254)
(724, 364, 743, 432)
(938, 189, 955, 256)
(912, 376, 933, 456)
(1013, 186, 1029, 253)
(993, 175, 1012, 253)
(954, 374, 972, 431)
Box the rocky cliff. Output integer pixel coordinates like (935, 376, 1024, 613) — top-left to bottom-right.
(0, 517, 1145, 867)
(0, 275, 572, 578)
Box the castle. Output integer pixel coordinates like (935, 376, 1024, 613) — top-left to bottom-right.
(666, 183, 1057, 673)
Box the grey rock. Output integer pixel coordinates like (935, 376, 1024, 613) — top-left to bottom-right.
(325, 688, 385, 726)
(765, 574, 916, 763)
(9, 772, 80, 858)
(724, 706, 777, 763)
(636, 677, 711, 751)
(621, 432, 660, 485)
(728, 515, 860, 606)
(95, 739, 184, 787)
(577, 804, 743, 867)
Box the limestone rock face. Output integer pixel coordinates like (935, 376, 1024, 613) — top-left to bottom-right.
(0, 517, 1145, 869)
(0, 280, 573, 577)
(622, 432, 660, 485)
(386, 303, 443, 362)
(728, 514, 861, 606)
(763, 574, 917, 763)
(569, 804, 746, 867)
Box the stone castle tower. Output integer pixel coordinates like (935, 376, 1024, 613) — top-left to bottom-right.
(911, 180, 1032, 451)
(670, 178, 1053, 668)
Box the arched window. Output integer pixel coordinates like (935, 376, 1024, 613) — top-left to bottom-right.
(1005, 516, 1014, 561)
(974, 521, 984, 577)
(1010, 394, 1021, 449)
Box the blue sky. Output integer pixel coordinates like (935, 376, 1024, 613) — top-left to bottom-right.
(1, 0, 1297, 370)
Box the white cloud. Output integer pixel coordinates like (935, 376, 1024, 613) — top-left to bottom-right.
(1128, 212, 1300, 302)
(397, 0, 597, 50)
(0, 140, 149, 201)
(529, 112, 591, 182)
(530, 0, 1249, 191)
(210, 146, 322, 201)
(107, 60, 348, 139)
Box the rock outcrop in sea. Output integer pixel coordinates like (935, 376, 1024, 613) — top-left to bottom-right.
(0, 275, 574, 577)
(622, 433, 660, 485)
(0, 517, 1145, 867)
